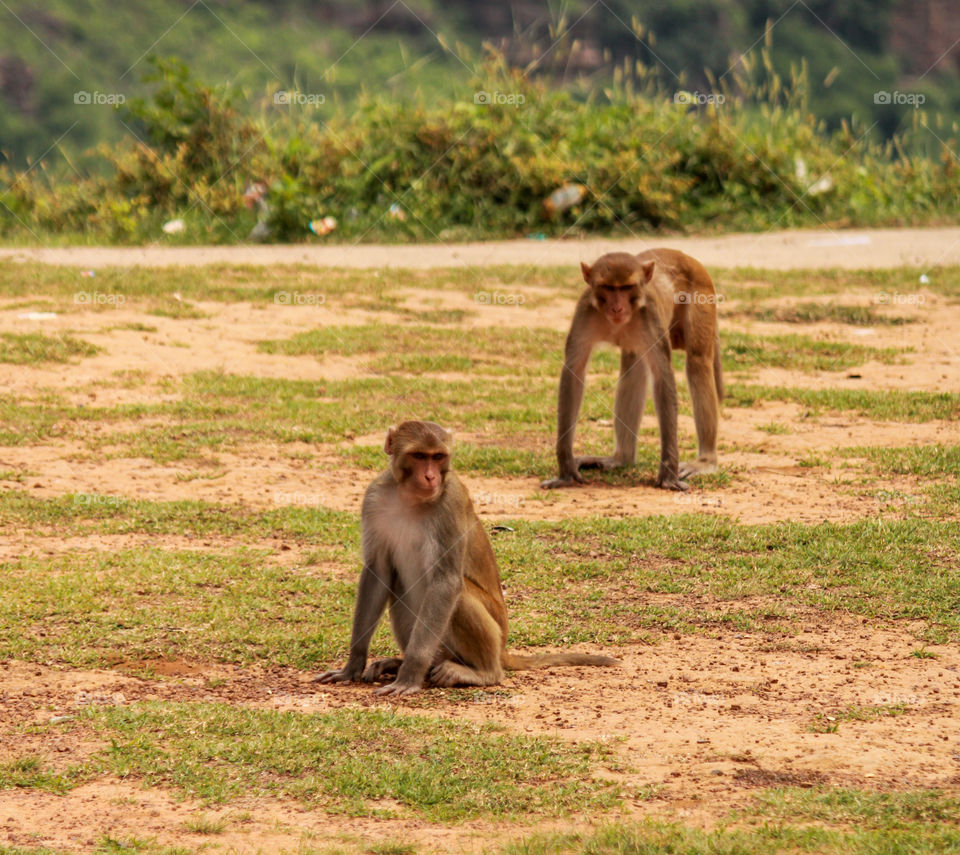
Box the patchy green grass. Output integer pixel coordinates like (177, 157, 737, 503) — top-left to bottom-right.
(261, 325, 907, 377)
(0, 332, 99, 364)
(258, 324, 565, 377)
(723, 332, 907, 374)
(30, 703, 618, 821)
(0, 756, 76, 794)
(493, 515, 960, 646)
(810, 704, 907, 733)
(716, 266, 960, 302)
(745, 786, 960, 827)
(734, 301, 916, 325)
(181, 814, 227, 835)
(0, 544, 364, 668)
(1, 262, 956, 311)
(2, 492, 958, 666)
(6, 368, 951, 473)
(0, 261, 563, 310)
(145, 299, 208, 320)
(0, 491, 355, 544)
(839, 445, 960, 478)
(500, 819, 960, 855)
(728, 385, 960, 422)
(911, 646, 939, 659)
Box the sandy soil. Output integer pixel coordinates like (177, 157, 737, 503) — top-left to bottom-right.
(1, 235, 958, 853)
(3, 226, 960, 270)
(1, 613, 958, 853)
(1, 275, 957, 526)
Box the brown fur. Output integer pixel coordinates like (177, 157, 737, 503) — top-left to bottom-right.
(543, 248, 723, 491)
(316, 421, 619, 695)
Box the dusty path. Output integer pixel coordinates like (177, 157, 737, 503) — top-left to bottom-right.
(3, 226, 960, 270)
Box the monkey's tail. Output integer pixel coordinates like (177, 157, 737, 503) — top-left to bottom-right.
(713, 330, 725, 406)
(503, 652, 620, 670)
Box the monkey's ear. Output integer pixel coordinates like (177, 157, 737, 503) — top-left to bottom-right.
(580, 261, 592, 284)
(641, 261, 655, 282)
(384, 426, 397, 455)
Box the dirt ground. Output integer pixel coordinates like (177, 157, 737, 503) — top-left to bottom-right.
(1, 233, 958, 853)
(2, 615, 958, 853)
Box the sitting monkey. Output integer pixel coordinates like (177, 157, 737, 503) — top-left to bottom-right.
(316, 420, 618, 696)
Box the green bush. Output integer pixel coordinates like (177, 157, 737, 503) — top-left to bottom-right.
(1, 50, 958, 243)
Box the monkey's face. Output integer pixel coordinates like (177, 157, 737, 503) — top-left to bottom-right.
(594, 281, 639, 326)
(385, 421, 453, 504)
(582, 254, 655, 326)
(582, 254, 642, 326)
(398, 446, 449, 503)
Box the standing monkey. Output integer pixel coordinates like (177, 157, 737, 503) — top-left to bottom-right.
(542, 249, 723, 492)
(316, 420, 618, 696)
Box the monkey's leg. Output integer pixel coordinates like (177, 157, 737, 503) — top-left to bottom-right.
(542, 331, 593, 488)
(648, 336, 688, 492)
(679, 351, 719, 479)
(428, 594, 504, 688)
(577, 350, 648, 472)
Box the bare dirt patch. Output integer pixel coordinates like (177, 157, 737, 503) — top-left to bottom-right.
(3, 404, 954, 525)
(1, 612, 958, 852)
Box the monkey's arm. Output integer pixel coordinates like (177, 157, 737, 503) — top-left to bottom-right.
(542, 317, 594, 488)
(375, 534, 466, 697)
(314, 561, 390, 683)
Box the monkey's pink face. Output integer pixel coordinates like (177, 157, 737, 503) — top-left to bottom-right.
(401, 450, 448, 502)
(593, 282, 640, 326)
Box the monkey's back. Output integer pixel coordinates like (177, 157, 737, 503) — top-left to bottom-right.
(448, 473, 510, 643)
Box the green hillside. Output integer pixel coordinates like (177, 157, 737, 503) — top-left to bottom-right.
(3, 0, 959, 168)
(0, 0, 470, 166)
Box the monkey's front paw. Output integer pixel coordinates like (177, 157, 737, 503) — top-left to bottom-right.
(373, 679, 422, 697)
(655, 473, 689, 491)
(312, 667, 360, 684)
(541, 471, 584, 489)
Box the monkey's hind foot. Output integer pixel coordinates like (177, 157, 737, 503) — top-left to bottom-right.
(678, 459, 719, 480)
(428, 660, 501, 688)
(362, 658, 402, 682)
(575, 455, 623, 472)
(655, 467, 689, 491)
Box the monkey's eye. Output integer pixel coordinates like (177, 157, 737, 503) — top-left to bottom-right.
(411, 452, 427, 460)
(432, 453, 447, 462)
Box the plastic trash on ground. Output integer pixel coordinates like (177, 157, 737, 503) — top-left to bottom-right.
(543, 184, 586, 218)
(309, 216, 337, 235)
